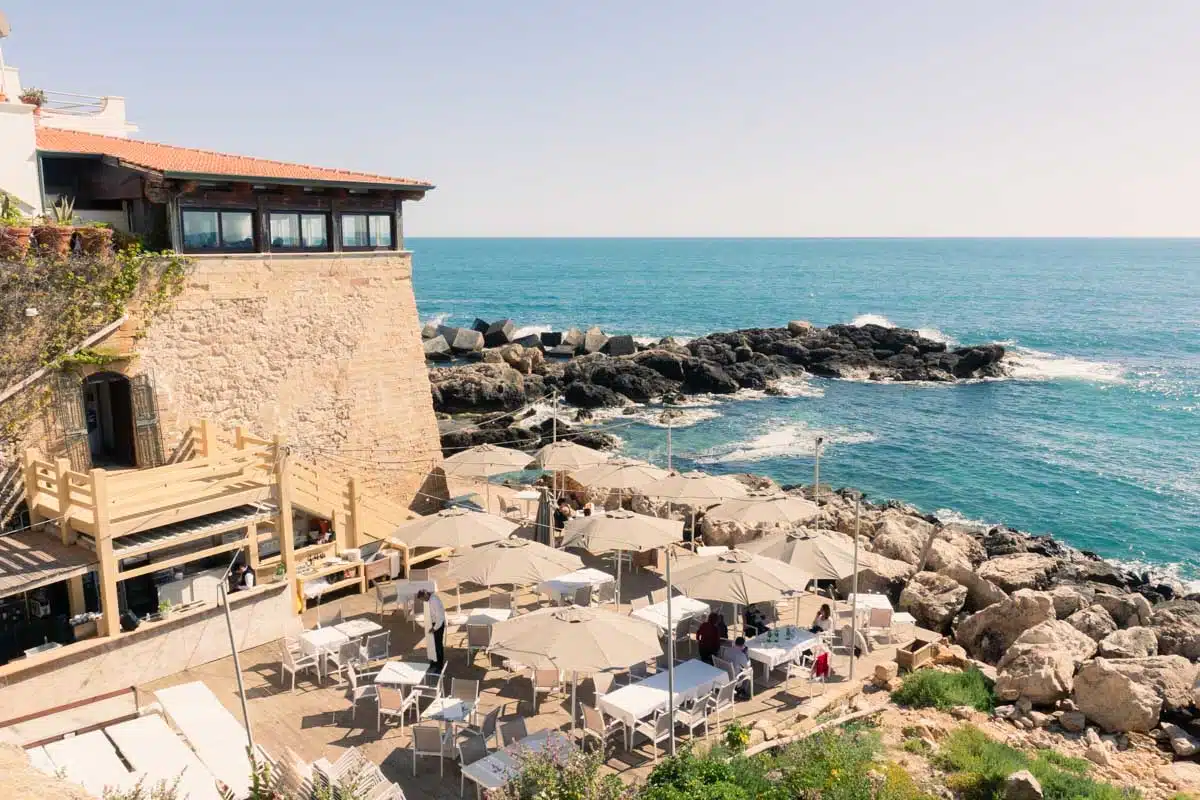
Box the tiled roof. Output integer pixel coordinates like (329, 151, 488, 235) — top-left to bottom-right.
(36, 128, 433, 190)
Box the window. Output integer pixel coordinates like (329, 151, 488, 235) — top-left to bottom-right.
(181, 209, 255, 252)
(341, 213, 394, 249)
(268, 212, 329, 250)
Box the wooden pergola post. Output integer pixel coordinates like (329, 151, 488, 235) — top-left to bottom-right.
(54, 457, 74, 545)
(246, 521, 260, 573)
(92, 468, 121, 637)
(273, 435, 297, 607)
(22, 448, 44, 527)
(347, 476, 362, 550)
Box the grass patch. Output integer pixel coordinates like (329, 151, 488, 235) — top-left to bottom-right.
(891, 667, 996, 712)
(902, 737, 933, 756)
(934, 725, 1140, 800)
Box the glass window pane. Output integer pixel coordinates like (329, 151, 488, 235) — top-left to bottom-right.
(220, 211, 254, 249)
(301, 214, 328, 249)
(368, 215, 392, 248)
(182, 210, 219, 249)
(341, 214, 369, 247)
(269, 213, 300, 248)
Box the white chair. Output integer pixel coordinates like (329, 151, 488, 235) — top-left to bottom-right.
(531, 669, 562, 712)
(410, 724, 455, 777)
(675, 695, 713, 740)
(461, 704, 501, 750)
(709, 681, 737, 730)
(377, 684, 420, 732)
(633, 712, 673, 763)
(499, 717, 528, 747)
(621, 661, 649, 686)
(458, 736, 489, 797)
(319, 608, 345, 630)
(280, 642, 320, 692)
(408, 568, 430, 582)
(361, 631, 391, 663)
(592, 672, 616, 702)
(337, 665, 379, 725)
(411, 670, 444, 705)
(581, 703, 624, 755)
(374, 583, 392, 620)
(866, 607, 895, 644)
(451, 678, 480, 716)
(785, 657, 828, 698)
(465, 624, 491, 664)
(488, 592, 513, 610)
(595, 581, 617, 605)
(730, 659, 754, 699)
(325, 640, 364, 685)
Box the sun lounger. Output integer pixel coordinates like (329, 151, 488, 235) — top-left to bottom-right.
(105, 714, 222, 800)
(42, 729, 140, 797)
(156, 681, 255, 798)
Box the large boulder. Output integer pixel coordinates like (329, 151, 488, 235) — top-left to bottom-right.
(539, 331, 564, 348)
(563, 382, 624, 408)
(870, 514, 935, 566)
(601, 335, 636, 357)
(942, 564, 1008, 612)
(995, 620, 1098, 705)
(446, 326, 486, 353)
(898, 571, 968, 633)
(1073, 658, 1164, 732)
(582, 327, 608, 355)
(421, 321, 439, 339)
(429, 363, 527, 412)
(1067, 604, 1119, 643)
(787, 320, 813, 335)
(1149, 600, 1200, 659)
(1092, 592, 1143, 629)
(1102, 656, 1198, 713)
(423, 334, 452, 361)
(483, 319, 515, 348)
(1097, 627, 1159, 659)
(956, 589, 1055, 663)
(633, 349, 689, 381)
(1048, 585, 1093, 619)
(977, 553, 1056, 592)
(1003, 770, 1043, 800)
(682, 361, 739, 394)
(561, 328, 585, 350)
(835, 554, 915, 597)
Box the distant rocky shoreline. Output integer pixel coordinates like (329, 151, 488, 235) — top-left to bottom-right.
(424, 317, 1008, 415)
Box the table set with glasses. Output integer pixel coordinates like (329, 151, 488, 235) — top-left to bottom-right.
(743, 625, 820, 682)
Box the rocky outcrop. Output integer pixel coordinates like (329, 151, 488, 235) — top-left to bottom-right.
(1003, 770, 1043, 800)
(1148, 600, 1200, 659)
(835, 554, 915, 598)
(1097, 627, 1159, 659)
(1073, 659, 1164, 732)
(429, 362, 529, 412)
(941, 564, 1008, 612)
(994, 620, 1098, 705)
(977, 553, 1057, 592)
(1067, 604, 1119, 643)
(956, 590, 1055, 663)
(1048, 585, 1093, 619)
(898, 571, 967, 633)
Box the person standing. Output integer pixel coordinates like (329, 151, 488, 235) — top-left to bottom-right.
(418, 589, 447, 673)
(696, 612, 721, 665)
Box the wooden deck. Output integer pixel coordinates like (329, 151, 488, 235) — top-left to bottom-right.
(141, 555, 928, 799)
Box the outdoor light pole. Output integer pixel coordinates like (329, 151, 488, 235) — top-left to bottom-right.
(665, 546, 676, 756)
(848, 491, 862, 682)
(813, 436, 825, 505)
(218, 554, 255, 754)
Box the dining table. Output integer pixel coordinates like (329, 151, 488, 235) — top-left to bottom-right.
(373, 660, 430, 689)
(743, 625, 820, 682)
(598, 658, 728, 748)
(537, 568, 616, 604)
(333, 618, 383, 639)
(630, 596, 710, 633)
(460, 730, 573, 794)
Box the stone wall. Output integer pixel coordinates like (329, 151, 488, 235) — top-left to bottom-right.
(0, 584, 292, 720)
(111, 250, 445, 510)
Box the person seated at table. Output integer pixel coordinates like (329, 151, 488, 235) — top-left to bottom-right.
(728, 636, 752, 698)
(553, 498, 574, 531)
(696, 613, 722, 665)
(809, 603, 833, 634)
(744, 605, 770, 638)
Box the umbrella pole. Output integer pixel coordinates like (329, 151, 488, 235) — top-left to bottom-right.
(666, 547, 676, 757)
(616, 548, 622, 607)
(849, 494, 861, 681)
(571, 671, 577, 734)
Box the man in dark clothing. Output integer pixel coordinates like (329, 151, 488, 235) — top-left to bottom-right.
(696, 612, 721, 665)
(553, 499, 573, 531)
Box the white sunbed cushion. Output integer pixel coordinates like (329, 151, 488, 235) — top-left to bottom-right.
(105, 714, 222, 800)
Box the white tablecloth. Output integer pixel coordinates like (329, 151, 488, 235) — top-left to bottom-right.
(695, 546, 728, 557)
(393, 579, 438, 603)
(422, 697, 472, 726)
(461, 730, 572, 791)
(630, 597, 710, 633)
(375, 661, 430, 687)
(299, 627, 349, 656)
(846, 594, 892, 613)
(538, 568, 615, 602)
(333, 618, 383, 639)
(598, 659, 728, 733)
(744, 625, 819, 671)
(459, 608, 513, 626)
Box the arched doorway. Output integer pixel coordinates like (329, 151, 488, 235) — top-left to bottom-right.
(82, 372, 136, 467)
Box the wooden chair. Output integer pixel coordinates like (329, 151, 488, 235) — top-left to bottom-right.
(499, 717, 528, 747)
(410, 724, 455, 777)
(280, 642, 319, 692)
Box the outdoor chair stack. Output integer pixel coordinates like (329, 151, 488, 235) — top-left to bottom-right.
(314, 748, 406, 799)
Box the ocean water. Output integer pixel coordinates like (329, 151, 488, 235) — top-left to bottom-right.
(410, 238, 1200, 582)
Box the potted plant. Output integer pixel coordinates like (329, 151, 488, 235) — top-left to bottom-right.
(77, 220, 114, 259)
(31, 196, 76, 258)
(19, 87, 46, 114)
(157, 599, 173, 618)
(0, 193, 32, 261)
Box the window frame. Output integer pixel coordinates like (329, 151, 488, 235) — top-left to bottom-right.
(266, 211, 331, 252)
(339, 212, 395, 251)
(180, 207, 258, 253)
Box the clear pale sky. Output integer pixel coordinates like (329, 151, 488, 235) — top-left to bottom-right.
(4, 1, 1197, 237)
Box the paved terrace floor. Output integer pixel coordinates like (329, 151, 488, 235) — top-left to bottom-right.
(142, 554, 929, 799)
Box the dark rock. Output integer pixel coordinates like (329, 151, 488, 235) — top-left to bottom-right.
(583, 327, 608, 355)
(633, 349, 689, 381)
(546, 344, 577, 358)
(483, 319, 516, 348)
(564, 382, 624, 408)
(540, 331, 564, 348)
(471, 318, 490, 333)
(683, 361, 739, 394)
(440, 421, 538, 455)
(512, 334, 543, 349)
(602, 334, 636, 357)
(951, 344, 1006, 378)
(429, 363, 527, 412)
(423, 335, 452, 361)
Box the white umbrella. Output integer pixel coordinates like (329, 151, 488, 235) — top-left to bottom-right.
(530, 441, 610, 472)
(488, 605, 663, 731)
(742, 528, 885, 580)
(448, 537, 583, 588)
(639, 471, 749, 505)
(442, 443, 533, 478)
(390, 507, 517, 550)
(670, 548, 813, 607)
(569, 457, 669, 491)
(561, 509, 683, 603)
(705, 492, 821, 527)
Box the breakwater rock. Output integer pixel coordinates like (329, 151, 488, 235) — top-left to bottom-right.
(425, 319, 1007, 413)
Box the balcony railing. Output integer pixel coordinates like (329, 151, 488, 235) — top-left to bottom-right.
(40, 90, 108, 116)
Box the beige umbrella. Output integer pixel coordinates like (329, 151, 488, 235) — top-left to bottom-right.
(670, 548, 813, 607)
(561, 509, 683, 604)
(639, 470, 749, 505)
(742, 528, 884, 580)
(442, 443, 533, 478)
(390, 507, 517, 550)
(488, 605, 663, 731)
(705, 492, 820, 527)
(569, 457, 669, 491)
(530, 441, 610, 472)
(448, 537, 583, 587)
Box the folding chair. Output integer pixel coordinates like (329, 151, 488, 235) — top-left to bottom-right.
(465, 624, 492, 664)
(410, 724, 455, 777)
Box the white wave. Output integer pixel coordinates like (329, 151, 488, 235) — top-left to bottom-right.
(1003, 346, 1126, 384)
(633, 335, 693, 347)
(769, 375, 825, 398)
(423, 312, 451, 327)
(583, 404, 722, 429)
(1108, 558, 1199, 594)
(695, 422, 876, 465)
(933, 508, 994, 532)
(849, 313, 957, 346)
(511, 324, 551, 339)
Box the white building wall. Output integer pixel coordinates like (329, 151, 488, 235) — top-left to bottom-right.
(0, 101, 42, 216)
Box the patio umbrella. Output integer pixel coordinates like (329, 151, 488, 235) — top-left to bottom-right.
(742, 528, 885, 580)
(442, 443, 533, 478)
(569, 457, 669, 491)
(705, 492, 821, 528)
(638, 470, 749, 505)
(448, 537, 583, 588)
(670, 548, 813, 607)
(533, 488, 553, 546)
(488, 605, 663, 731)
(390, 507, 517, 550)
(561, 509, 683, 604)
(529, 441, 610, 472)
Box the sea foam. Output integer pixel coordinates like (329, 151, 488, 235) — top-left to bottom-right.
(695, 422, 876, 465)
(850, 313, 959, 346)
(1002, 345, 1126, 383)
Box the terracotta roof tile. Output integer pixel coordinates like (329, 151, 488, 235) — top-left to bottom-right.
(36, 128, 433, 190)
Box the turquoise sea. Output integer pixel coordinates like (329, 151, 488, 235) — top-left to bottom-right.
(410, 239, 1200, 583)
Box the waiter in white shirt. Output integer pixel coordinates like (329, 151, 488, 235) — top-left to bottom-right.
(417, 588, 446, 673)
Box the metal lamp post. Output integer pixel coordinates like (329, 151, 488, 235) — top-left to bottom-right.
(848, 491, 863, 682)
(813, 435, 824, 505)
(218, 554, 255, 755)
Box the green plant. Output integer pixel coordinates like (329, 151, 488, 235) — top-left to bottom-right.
(495, 745, 628, 800)
(49, 196, 77, 226)
(102, 776, 182, 799)
(1, 192, 27, 226)
(877, 763, 938, 800)
(723, 720, 750, 753)
(902, 737, 932, 756)
(774, 724, 882, 800)
(56, 347, 130, 370)
(891, 667, 995, 712)
(158, 599, 173, 615)
(19, 87, 46, 107)
(642, 749, 782, 800)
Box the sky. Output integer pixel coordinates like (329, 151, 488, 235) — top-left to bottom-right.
(3, 1, 1198, 237)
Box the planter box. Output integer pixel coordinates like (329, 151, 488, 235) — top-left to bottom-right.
(895, 638, 934, 671)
